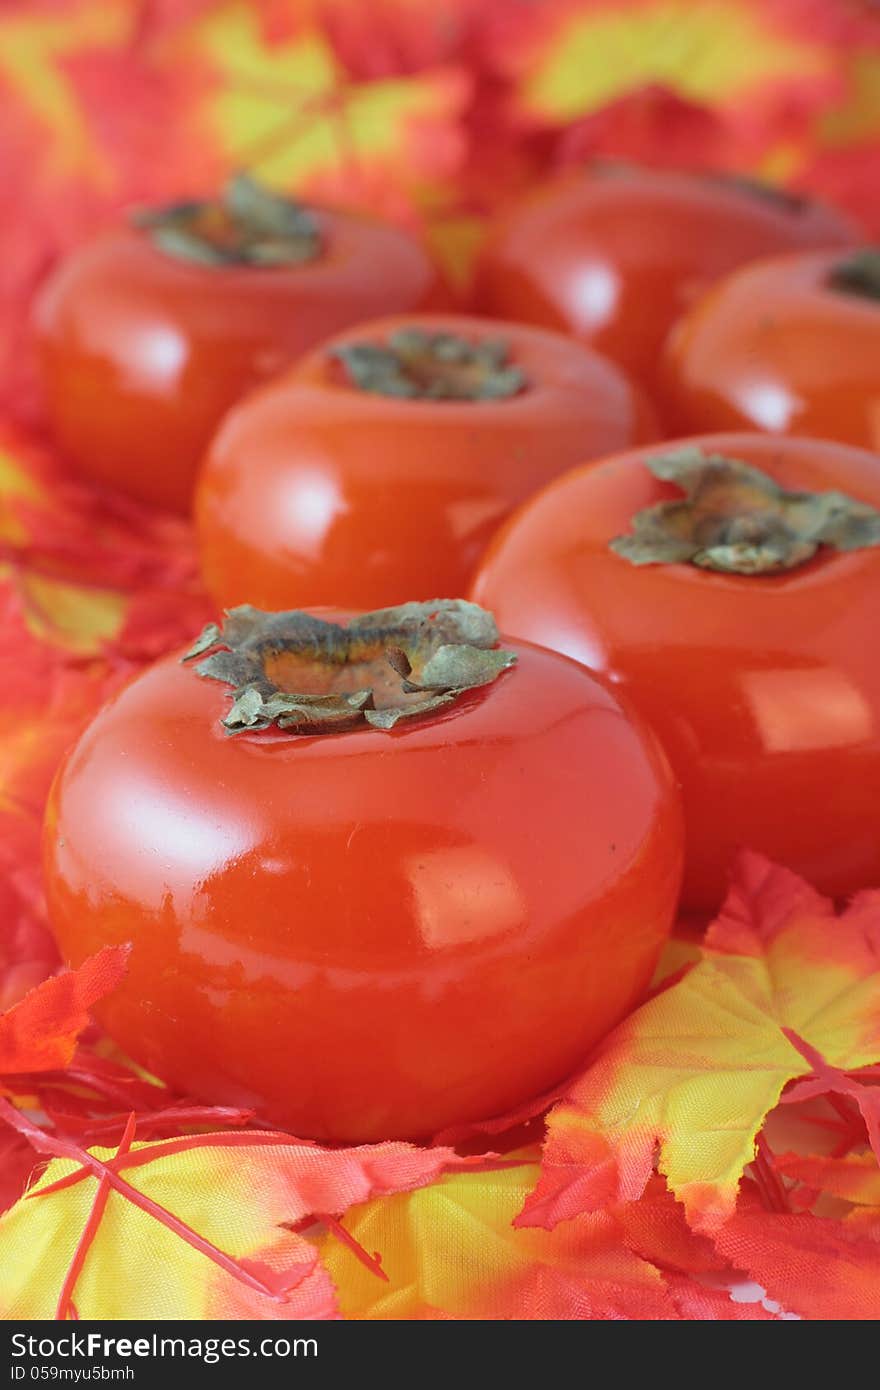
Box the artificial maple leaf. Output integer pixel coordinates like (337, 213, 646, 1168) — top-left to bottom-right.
(481, 0, 840, 130)
(518, 853, 880, 1234)
(177, 5, 470, 221)
(767, 0, 880, 49)
(0, 420, 202, 597)
(663, 1274, 779, 1320)
(262, 0, 481, 79)
(0, 946, 129, 1077)
(554, 84, 732, 171)
(781, 1033, 880, 1166)
(613, 1175, 729, 1276)
(0, 420, 211, 1017)
(712, 1204, 880, 1320)
(607, 1175, 778, 1318)
(776, 1151, 880, 1209)
(0, 1114, 489, 1319)
(0, 863, 59, 1011)
(0, 596, 125, 1004)
(795, 138, 880, 235)
(0, 1115, 330, 1319)
(319, 1154, 681, 1319)
(0, 1130, 41, 1218)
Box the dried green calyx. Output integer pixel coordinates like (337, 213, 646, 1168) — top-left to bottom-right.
(181, 600, 516, 736)
(828, 249, 880, 303)
(132, 173, 321, 268)
(610, 448, 880, 575)
(332, 329, 527, 401)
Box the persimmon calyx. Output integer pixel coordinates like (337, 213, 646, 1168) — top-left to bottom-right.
(828, 249, 880, 303)
(610, 449, 880, 575)
(181, 600, 517, 736)
(332, 329, 527, 401)
(132, 173, 321, 268)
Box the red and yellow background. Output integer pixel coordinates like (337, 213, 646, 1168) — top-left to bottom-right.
(1, 0, 880, 1320)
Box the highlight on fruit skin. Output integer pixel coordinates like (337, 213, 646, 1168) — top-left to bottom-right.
(32, 176, 449, 514)
(472, 161, 857, 389)
(194, 311, 658, 614)
(471, 431, 880, 911)
(658, 246, 880, 450)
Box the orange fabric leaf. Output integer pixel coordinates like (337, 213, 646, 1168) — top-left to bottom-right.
(518, 854, 880, 1233)
(776, 1151, 880, 1208)
(0, 946, 129, 1076)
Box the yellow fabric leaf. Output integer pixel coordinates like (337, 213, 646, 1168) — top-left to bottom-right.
(11, 572, 127, 655)
(319, 1157, 678, 1319)
(515, 1, 833, 121)
(0, 1, 128, 183)
(184, 3, 467, 190)
(518, 854, 880, 1233)
(0, 1136, 337, 1320)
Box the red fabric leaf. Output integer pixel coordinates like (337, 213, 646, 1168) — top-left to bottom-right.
(0, 1129, 42, 1216)
(0, 946, 129, 1075)
(555, 84, 731, 172)
(713, 1208, 880, 1320)
(663, 1274, 778, 1320)
(782, 1032, 880, 1167)
(614, 1177, 730, 1276)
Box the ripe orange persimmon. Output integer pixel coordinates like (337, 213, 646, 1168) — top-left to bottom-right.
(33, 176, 448, 513)
(195, 313, 657, 611)
(472, 434, 880, 910)
(659, 247, 880, 448)
(43, 601, 683, 1142)
(472, 164, 856, 390)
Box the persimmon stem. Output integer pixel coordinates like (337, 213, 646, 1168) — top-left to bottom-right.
(829, 249, 880, 303)
(332, 329, 527, 401)
(611, 449, 880, 574)
(133, 173, 320, 268)
(182, 600, 516, 736)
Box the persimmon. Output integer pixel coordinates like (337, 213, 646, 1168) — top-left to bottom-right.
(43, 600, 683, 1143)
(195, 314, 656, 611)
(659, 247, 880, 448)
(472, 163, 856, 389)
(33, 175, 448, 513)
(471, 434, 880, 910)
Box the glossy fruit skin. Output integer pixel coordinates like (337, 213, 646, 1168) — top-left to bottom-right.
(195, 312, 657, 612)
(472, 167, 856, 390)
(659, 249, 880, 448)
(33, 214, 448, 513)
(471, 433, 880, 911)
(43, 637, 683, 1143)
